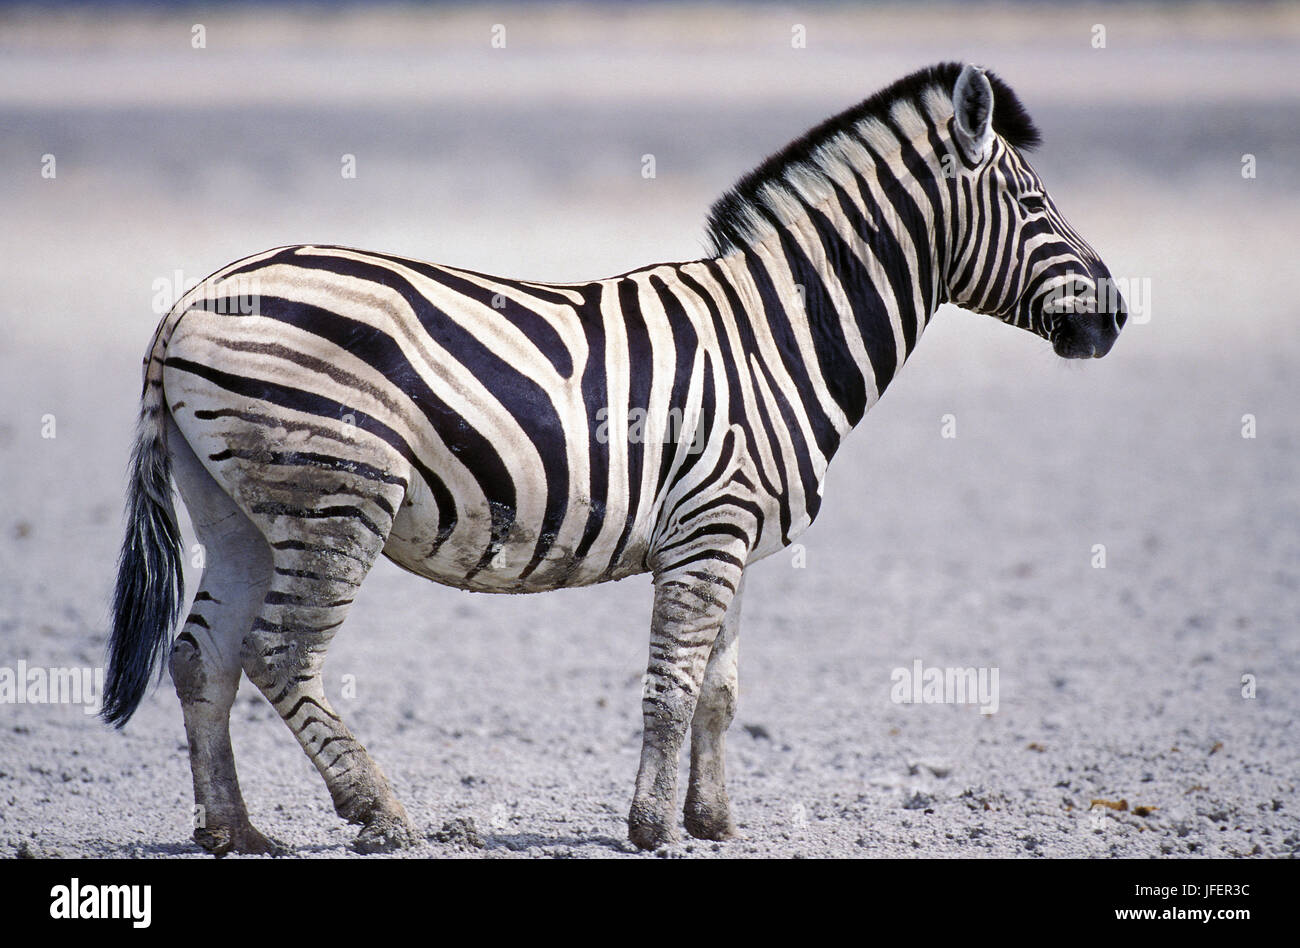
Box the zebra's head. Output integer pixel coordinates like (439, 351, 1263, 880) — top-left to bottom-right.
(944, 64, 1126, 359)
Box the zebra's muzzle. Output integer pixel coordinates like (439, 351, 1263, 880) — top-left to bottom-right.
(1043, 273, 1126, 359)
(1051, 311, 1120, 359)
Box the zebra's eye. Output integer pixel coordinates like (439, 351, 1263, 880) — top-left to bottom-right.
(1020, 193, 1047, 214)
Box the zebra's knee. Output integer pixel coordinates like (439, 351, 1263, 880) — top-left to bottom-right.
(695, 678, 737, 733)
(639, 680, 698, 754)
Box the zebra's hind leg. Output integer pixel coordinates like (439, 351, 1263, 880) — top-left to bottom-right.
(629, 550, 746, 850)
(167, 421, 281, 855)
(240, 492, 417, 854)
(683, 577, 743, 841)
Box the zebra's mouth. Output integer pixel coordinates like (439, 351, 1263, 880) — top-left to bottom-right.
(1053, 334, 1106, 359)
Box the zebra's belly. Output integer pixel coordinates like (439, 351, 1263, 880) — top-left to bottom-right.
(382, 475, 650, 594)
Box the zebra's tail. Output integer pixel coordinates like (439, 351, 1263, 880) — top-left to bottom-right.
(102, 328, 186, 728)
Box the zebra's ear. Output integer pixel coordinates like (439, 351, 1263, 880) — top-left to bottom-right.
(952, 64, 995, 164)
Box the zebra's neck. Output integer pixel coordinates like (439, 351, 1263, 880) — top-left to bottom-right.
(708, 110, 951, 446)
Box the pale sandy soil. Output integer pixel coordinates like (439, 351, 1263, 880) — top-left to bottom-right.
(0, 3, 1296, 858)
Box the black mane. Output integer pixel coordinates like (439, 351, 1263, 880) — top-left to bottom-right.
(704, 62, 1041, 255)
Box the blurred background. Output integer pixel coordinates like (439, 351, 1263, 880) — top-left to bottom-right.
(0, 2, 1296, 857)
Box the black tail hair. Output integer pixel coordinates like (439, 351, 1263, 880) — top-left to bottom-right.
(102, 409, 185, 727)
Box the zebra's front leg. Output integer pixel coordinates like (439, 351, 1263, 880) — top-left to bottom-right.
(684, 576, 742, 841)
(629, 555, 745, 850)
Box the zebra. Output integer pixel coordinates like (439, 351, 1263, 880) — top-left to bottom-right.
(103, 62, 1126, 854)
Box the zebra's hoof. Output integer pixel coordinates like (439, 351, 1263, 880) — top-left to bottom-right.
(196, 823, 286, 857)
(627, 806, 677, 850)
(683, 799, 737, 842)
(351, 816, 416, 854)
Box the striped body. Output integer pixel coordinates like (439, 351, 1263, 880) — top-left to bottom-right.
(105, 63, 1125, 853)
(159, 230, 918, 596)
